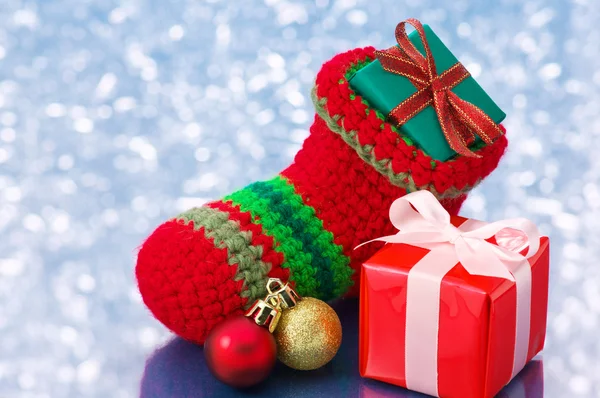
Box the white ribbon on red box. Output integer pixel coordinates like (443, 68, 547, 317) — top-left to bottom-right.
(357, 190, 541, 397)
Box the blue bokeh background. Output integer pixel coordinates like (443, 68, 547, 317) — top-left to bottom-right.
(1, 0, 598, 396)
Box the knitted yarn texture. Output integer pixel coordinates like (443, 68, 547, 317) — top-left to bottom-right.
(136, 47, 508, 344)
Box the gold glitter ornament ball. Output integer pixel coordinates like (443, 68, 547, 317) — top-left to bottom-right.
(273, 297, 342, 370)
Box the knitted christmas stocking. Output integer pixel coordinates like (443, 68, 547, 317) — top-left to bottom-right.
(136, 47, 508, 344)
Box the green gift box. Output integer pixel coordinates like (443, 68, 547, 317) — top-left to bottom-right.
(349, 24, 506, 161)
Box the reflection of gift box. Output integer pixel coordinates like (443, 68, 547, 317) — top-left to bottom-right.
(496, 359, 544, 398)
(359, 191, 550, 398)
(349, 20, 506, 161)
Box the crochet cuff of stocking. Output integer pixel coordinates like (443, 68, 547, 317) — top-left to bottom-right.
(313, 46, 508, 200)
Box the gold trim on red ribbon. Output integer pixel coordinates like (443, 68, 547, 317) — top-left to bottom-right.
(375, 18, 504, 158)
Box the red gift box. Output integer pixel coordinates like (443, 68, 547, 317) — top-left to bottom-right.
(358, 192, 550, 398)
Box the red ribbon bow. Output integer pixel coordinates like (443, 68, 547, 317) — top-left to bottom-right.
(376, 19, 504, 158)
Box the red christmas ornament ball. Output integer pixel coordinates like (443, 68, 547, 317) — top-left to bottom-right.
(204, 316, 277, 388)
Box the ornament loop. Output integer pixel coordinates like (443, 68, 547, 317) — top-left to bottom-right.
(264, 292, 282, 309)
(266, 278, 301, 309)
(266, 278, 285, 295)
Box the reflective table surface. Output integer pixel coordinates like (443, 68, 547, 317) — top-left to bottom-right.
(2, 0, 599, 397)
(140, 299, 544, 398)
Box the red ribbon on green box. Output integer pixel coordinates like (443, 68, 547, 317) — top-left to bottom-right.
(349, 19, 506, 161)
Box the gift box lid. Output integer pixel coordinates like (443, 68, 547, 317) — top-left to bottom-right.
(349, 24, 506, 161)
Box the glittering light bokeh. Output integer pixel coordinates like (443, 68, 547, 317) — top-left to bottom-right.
(1, 0, 598, 397)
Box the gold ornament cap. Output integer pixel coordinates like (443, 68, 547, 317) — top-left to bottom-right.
(244, 278, 300, 333)
(245, 295, 282, 333)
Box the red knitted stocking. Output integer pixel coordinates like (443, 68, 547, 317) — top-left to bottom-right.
(136, 47, 508, 344)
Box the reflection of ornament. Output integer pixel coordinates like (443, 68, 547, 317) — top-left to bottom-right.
(274, 297, 342, 370)
(204, 316, 277, 388)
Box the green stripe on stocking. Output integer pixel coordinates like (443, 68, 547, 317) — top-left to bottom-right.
(263, 176, 353, 298)
(226, 187, 320, 298)
(226, 176, 353, 300)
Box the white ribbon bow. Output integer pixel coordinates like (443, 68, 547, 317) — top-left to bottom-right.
(358, 190, 542, 397)
(358, 190, 540, 281)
